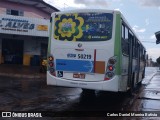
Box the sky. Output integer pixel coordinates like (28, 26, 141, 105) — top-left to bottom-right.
(44, 0, 160, 62)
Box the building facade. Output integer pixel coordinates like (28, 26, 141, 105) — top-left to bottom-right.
(0, 0, 59, 66)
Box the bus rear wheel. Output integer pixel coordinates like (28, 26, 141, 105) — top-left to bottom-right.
(127, 73, 135, 96)
(82, 89, 95, 95)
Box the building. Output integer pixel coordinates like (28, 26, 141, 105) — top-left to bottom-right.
(0, 0, 59, 66)
(146, 58, 154, 67)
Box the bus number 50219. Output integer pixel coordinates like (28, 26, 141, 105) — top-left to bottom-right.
(78, 54, 92, 59)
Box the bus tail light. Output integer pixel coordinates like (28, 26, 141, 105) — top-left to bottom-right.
(104, 56, 117, 80)
(49, 62, 54, 67)
(108, 66, 114, 71)
(48, 55, 56, 76)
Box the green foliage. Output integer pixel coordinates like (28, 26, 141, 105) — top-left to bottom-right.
(156, 57, 160, 64)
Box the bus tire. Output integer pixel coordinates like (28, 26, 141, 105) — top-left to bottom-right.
(82, 89, 95, 95)
(138, 72, 144, 86)
(138, 80, 142, 86)
(141, 67, 146, 80)
(127, 73, 135, 96)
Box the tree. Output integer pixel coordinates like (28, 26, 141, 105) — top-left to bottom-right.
(156, 57, 160, 64)
(155, 31, 160, 44)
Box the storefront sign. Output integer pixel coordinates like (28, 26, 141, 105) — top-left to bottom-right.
(37, 25, 48, 31)
(0, 15, 49, 37)
(0, 18, 35, 32)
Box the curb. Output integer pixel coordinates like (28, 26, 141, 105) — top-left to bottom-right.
(142, 72, 157, 85)
(0, 73, 46, 79)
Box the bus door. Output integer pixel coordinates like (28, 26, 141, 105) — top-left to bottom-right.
(132, 38, 141, 85)
(136, 43, 140, 83)
(128, 30, 134, 88)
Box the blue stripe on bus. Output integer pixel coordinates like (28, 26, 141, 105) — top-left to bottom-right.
(56, 59, 94, 73)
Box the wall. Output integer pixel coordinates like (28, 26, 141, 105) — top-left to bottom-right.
(0, 0, 50, 19)
(23, 37, 48, 65)
(0, 7, 5, 14)
(0, 34, 48, 65)
(23, 38, 40, 66)
(24, 39, 41, 56)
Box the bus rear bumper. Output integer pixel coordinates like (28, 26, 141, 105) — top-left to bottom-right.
(47, 72, 119, 92)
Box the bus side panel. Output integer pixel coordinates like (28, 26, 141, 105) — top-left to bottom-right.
(114, 13, 121, 76)
(138, 60, 145, 82)
(132, 59, 137, 85)
(120, 55, 129, 91)
(114, 13, 126, 91)
(132, 59, 139, 86)
(47, 17, 53, 58)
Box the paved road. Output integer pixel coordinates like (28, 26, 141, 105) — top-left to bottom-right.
(0, 76, 135, 120)
(130, 72, 160, 117)
(0, 67, 160, 120)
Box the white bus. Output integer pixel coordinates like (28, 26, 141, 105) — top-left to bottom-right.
(47, 9, 146, 93)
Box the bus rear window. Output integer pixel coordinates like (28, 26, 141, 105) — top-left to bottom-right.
(54, 12, 113, 42)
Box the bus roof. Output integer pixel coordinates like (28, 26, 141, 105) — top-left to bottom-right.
(51, 9, 119, 16)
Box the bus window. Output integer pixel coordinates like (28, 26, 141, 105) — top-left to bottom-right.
(54, 13, 113, 42)
(122, 24, 125, 39)
(125, 27, 128, 40)
(122, 26, 129, 55)
(142, 48, 146, 61)
(135, 41, 139, 58)
(128, 30, 134, 56)
(140, 45, 144, 60)
(132, 38, 136, 58)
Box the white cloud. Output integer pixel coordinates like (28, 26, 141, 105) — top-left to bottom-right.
(133, 25, 146, 33)
(44, 0, 124, 10)
(112, 0, 121, 2)
(44, 0, 85, 10)
(147, 48, 160, 61)
(145, 19, 149, 26)
(139, 35, 145, 40)
(74, 0, 109, 8)
(120, 3, 124, 6)
(114, 8, 120, 11)
(139, 0, 160, 7)
(150, 35, 156, 40)
(73, 0, 124, 8)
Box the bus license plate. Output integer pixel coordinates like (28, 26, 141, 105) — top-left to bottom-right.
(73, 73, 85, 79)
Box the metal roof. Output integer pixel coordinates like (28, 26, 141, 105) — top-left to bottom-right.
(5, 0, 59, 14)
